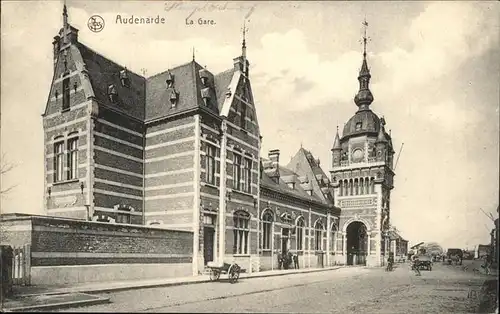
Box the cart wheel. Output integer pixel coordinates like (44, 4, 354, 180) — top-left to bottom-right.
(228, 264, 240, 284)
(209, 269, 220, 281)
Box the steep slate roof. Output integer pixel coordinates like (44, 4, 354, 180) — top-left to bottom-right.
(261, 147, 339, 208)
(214, 68, 235, 112)
(76, 43, 146, 120)
(145, 61, 232, 121)
(260, 162, 326, 206)
(286, 148, 335, 204)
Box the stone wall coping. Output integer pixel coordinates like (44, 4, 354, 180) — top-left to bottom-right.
(0, 213, 192, 235)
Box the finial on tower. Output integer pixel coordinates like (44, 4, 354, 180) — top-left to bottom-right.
(362, 18, 369, 59)
(241, 20, 249, 56)
(63, 1, 68, 28)
(192, 47, 195, 61)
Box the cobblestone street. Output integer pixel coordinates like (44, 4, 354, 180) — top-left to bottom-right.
(54, 262, 496, 313)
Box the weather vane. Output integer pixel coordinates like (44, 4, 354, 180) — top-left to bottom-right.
(359, 19, 371, 58)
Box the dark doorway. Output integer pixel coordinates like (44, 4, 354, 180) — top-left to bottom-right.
(281, 228, 290, 253)
(346, 221, 368, 266)
(204, 227, 215, 265)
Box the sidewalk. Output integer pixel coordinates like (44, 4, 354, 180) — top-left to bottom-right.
(15, 265, 344, 297)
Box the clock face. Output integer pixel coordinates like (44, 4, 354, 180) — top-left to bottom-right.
(351, 148, 364, 162)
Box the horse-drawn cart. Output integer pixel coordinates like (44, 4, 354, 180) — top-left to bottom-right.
(206, 262, 241, 283)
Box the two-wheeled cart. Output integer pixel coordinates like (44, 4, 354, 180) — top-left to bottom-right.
(206, 262, 241, 284)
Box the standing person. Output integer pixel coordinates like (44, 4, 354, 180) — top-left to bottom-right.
(286, 250, 293, 270)
(293, 253, 299, 269)
(483, 253, 492, 275)
(386, 254, 394, 271)
(277, 251, 283, 270)
(411, 254, 421, 276)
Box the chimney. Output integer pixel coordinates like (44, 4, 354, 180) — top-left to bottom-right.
(233, 56, 249, 73)
(268, 149, 280, 183)
(268, 149, 280, 166)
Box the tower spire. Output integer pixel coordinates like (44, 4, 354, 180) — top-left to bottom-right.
(242, 20, 247, 57)
(62, 1, 69, 44)
(354, 19, 374, 111)
(241, 20, 249, 76)
(192, 47, 195, 61)
(332, 126, 341, 150)
(63, 1, 68, 28)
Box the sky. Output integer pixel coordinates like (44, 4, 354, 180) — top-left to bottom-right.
(1, 1, 499, 250)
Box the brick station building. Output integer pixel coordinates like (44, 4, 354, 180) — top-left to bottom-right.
(34, 7, 404, 279)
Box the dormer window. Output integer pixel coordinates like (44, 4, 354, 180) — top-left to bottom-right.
(287, 182, 295, 189)
(108, 84, 118, 103)
(170, 89, 178, 108)
(199, 68, 209, 86)
(355, 122, 362, 131)
(120, 69, 130, 88)
(201, 87, 211, 106)
(165, 70, 174, 88)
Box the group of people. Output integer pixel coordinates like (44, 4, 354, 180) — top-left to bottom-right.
(277, 250, 299, 270)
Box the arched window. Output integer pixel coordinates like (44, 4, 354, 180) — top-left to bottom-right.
(354, 179, 359, 195)
(331, 221, 338, 252)
(370, 177, 375, 194)
(359, 178, 364, 195)
(262, 211, 273, 250)
(296, 218, 305, 251)
(339, 181, 343, 196)
(365, 177, 369, 194)
(314, 221, 324, 251)
(233, 211, 250, 254)
(349, 179, 353, 196)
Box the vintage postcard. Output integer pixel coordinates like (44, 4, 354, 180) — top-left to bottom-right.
(0, 1, 498, 313)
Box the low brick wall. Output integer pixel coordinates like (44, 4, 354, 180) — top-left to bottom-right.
(1, 214, 194, 284)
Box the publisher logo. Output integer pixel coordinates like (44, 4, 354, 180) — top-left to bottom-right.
(88, 15, 105, 33)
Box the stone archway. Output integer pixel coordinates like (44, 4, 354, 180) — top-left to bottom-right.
(345, 221, 369, 266)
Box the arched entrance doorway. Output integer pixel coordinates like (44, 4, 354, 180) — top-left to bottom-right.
(346, 221, 368, 266)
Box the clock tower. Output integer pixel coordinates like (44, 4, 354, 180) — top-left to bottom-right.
(330, 21, 395, 267)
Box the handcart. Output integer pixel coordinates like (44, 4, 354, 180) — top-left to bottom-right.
(206, 261, 241, 283)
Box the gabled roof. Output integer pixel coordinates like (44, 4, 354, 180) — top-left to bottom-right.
(286, 148, 335, 204)
(76, 42, 146, 120)
(260, 160, 327, 206)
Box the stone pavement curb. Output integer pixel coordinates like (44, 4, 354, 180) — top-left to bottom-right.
(18, 266, 344, 297)
(2, 294, 110, 312)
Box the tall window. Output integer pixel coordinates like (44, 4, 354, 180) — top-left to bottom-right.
(240, 103, 247, 129)
(205, 144, 216, 185)
(54, 140, 64, 182)
(67, 137, 78, 180)
(262, 211, 273, 250)
(242, 158, 252, 193)
(315, 222, 323, 251)
(62, 77, 70, 110)
(233, 211, 250, 254)
(233, 153, 242, 190)
(296, 218, 305, 251)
